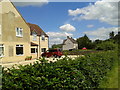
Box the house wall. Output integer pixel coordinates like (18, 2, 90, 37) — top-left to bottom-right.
(0, 2, 2, 41)
(1, 0, 31, 63)
(30, 35, 49, 58)
(73, 43, 78, 49)
(62, 39, 74, 50)
(40, 36, 49, 54)
(30, 36, 39, 59)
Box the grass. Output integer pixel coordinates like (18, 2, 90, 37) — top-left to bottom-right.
(99, 60, 119, 88)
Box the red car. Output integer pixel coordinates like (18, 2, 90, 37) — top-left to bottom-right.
(41, 49, 63, 58)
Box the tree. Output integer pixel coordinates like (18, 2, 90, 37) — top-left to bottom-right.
(52, 44, 62, 49)
(95, 41, 116, 51)
(76, 34, 94, 49)
(109, 31, 114, 39)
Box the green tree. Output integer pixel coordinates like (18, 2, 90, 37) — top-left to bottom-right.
(95, 41, 116, 51)
(52, 44, 62, 49)
(109, 31, 114, 39)
(76, 34, 94, 49)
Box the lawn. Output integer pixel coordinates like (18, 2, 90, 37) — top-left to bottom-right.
(99, 60, 119, 88)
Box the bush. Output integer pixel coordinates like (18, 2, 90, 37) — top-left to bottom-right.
(2, 50, 118, 89)
(95, 41, 117, 50)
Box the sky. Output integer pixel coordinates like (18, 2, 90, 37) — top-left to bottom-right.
(13, 0, 119, 47)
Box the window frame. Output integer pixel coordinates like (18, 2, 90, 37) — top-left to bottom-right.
(41, 48, 46, 52)
(32, 32, 37, 41)
(41, 35, 45, 41)
(16, 27, 23, 37)
(0, 44, 4, 57)
(16, 45, 24, 56)
(31, 48, 38, 54)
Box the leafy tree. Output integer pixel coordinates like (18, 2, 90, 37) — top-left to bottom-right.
(52, 44, 62, 49)
(109, 31, 114, 39)
(113, 31, 120, 43)
(77, 34, 95, 49)
(95, 41, 117, 51)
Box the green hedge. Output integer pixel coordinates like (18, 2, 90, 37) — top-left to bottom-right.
(2, 50, 118, 89)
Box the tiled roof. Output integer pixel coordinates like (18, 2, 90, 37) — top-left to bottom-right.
(63, 36, 77, 44)
(31, 42, 38, 46)
(27, 23, 48, 37)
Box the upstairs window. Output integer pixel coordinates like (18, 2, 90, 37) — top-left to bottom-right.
(41, 35, 45, 41)
(16, 27, 23, 37)
(0, 44, 4, 57)
(32, 31, 37, 41)
(16, 45, 23, 56)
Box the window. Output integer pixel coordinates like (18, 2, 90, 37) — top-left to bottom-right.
(41, 48, 46, 52)
(16, 45, 23, 55)
(16, 27, 23, 37)
(41, 35, 45, 41)
(31, 48, 38, 53)
(0, 44, 4, 57)
(32, 32, 37, 41)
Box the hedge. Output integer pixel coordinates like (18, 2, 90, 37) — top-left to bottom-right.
(2, 50, 118, 89)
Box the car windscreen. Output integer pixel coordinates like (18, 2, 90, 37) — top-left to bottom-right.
(49, 50, 57, 52)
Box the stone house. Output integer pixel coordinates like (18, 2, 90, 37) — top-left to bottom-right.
(0, 0, 49, 63)
(62, 36, 78, 50)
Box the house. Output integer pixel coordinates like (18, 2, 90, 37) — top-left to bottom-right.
(0, 0, 49, 63)
(62, 36, 78, 50)
(0, 0, 31, 63)
(27, 23, 49, 59)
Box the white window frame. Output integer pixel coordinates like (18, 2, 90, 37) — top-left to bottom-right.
(31, 48, 38, 54)
(32, 32, 37, 41)
(0, 44, 4, 57)
(41, 48, 46, 52)
(16, 27, 23, 37)
(41, 35, 45, 41)
(16, 45, 24, 56)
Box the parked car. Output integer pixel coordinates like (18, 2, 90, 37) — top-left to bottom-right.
(41, 49, 63, 58)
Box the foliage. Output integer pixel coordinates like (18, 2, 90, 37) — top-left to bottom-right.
(63, 49, 98, 55)
(25, 56, 32, 60)
(77, 34, 95, 49)
(95, 41, 117, 50)
(2, 51, 117, 89)
(109, 31, 114, 39)
(52, 44, 62, 49)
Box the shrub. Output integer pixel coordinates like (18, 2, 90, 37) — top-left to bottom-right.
(95, 41, 117, 50)
(2, 50, 118, 89)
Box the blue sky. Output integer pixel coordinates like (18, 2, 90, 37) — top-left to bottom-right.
(14, 0, 118, 46)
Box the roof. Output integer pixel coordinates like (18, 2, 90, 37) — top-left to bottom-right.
(31, 42, 38, 46)
(27, 23, 48, 37)
(63, 36, 77, 45)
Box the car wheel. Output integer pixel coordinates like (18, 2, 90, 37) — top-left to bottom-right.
(54, 55, 57, 58)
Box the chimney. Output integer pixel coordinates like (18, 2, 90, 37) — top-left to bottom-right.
(67, 36, 69, 38)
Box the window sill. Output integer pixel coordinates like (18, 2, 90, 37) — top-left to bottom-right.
(16, 35, 23, 38)
(0, 55, 4, 57)
(31, 53, 37, 54)
(16, 54, 24, 56)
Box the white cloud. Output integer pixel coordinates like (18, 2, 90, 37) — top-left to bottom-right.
(59, 24, 76, 32)
(68, 0, 119, 25)
(87, 24, 94, 28)
(83, 27, 119, 40)
(46, 32, 73, 47)
(12, 0, 48, 7)
(47, 32, 73, 38)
